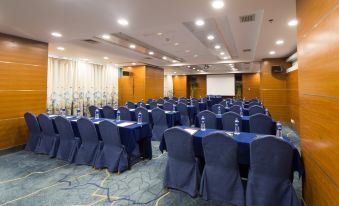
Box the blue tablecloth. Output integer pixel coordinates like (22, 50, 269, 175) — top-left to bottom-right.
(195, 115, 251, 132)
(159, 127, 304, 177)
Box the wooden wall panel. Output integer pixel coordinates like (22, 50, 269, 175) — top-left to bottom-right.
(287, 70, 299, 131)
(260, 59, 290, 122)
(242, 73, 260, 100)
(118, 76, 134, 106)
(297, 0, 339, 205)
(145, 66, 164, 100)
(0, 33, 48, 149)
(187, 75, 206, 98)
(172, 75, 187, 97)
(131, 66, 146, 102)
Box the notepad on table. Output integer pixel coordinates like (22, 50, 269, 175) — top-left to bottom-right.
(117, 122, 136, 127)
(49, 115, 58, 118)
(225, 132, 234, 136)
(184, 128, 199, 135)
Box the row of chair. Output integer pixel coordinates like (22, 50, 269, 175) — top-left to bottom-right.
(24, 112, 128, 173)
(163, 127, 299, 206)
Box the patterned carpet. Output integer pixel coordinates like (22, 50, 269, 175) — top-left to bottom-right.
(0, 125, 302, 206)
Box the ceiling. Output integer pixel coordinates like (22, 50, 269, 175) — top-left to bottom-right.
(0, 0, 297, 74)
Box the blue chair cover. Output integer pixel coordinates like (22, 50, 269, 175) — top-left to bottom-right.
(220, 100, 228, 108)
(177, 103, 190, 126)
(200, 132, 244, 205)
(211, 104, 226, 114)
(233, 101, 243, 106)
(221, 112, 242, 131)
(137, 102, 147, 108)
(151, 108, 168, 141)
(167, 99, 176, 104)
(35, 114, 59, 157)
(249, 114, 274, 135)
(95, 120, 128, 173)
(192, 100, 200, 113)
(126, 101, 136, 109)
(24, 112, 42, 152)
(164, 97, 169, 101)
(197, 110, 217, 129)
(164, 127, 201, 197)
(149, 101, 158, 109)
(157, 98, 165, 104)
(89, 105, 99, 117)
(54, 116, 80, 162)
(102, 105, 115, 119)
(118, 107, 132, 121)
(75, 118, 101, 166)
(163, 102, 174, 111)
(249, 105, 265, 116)
(229, 105, 241, 114)
(172, 97, 178, 101)
(135, 107, 150, 124)
(178, 99, 188, 105)
(249, 102, 260, 108)
(147, 99, 155, 104)
(246, 136, 300, 206)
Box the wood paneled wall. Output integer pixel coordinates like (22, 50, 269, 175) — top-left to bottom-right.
(286, 70, 299, 131)
(297, 0, 339, 205)
(172, 75, 187, 97)
(260, 59, 291, 122)
(145, 66, 164, 100)
(242, 73, 261, 100)
(0, 33, 48, 149)
(187, 75, 206, 98)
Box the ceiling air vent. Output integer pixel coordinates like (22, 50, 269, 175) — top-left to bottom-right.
(82, 39, 100, 44)
(243, 49, 252, 52)
(239, 14, 256, 23)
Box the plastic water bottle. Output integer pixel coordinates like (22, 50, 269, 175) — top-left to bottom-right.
(276, 122, 283, 138)
(218, 106, 221, 115)
(47, 108, 51, 115)
(265, 108, 269, 116)
(208, 96, 211, 100)
(137, 112, 142, 124)
(234, 118, 240, 135)
(201, 116, 206, 131)
(116, 110, 120, 121)
(173, 104, 176, 111)
(76, 108, 81, 117)
(240, 107, 243, 117)
(95, 108, 100, 119)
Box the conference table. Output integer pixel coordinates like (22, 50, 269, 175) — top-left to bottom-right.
(49, 115, 153, 159)
(159, 126, 304, 178)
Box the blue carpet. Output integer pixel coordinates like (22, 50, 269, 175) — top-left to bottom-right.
(0, 125, 302, 206)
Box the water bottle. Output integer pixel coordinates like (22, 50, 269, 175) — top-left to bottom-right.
(234, 118, 240, 135)
(225, 102, 229, 110)
(47, 108, 51, 115)
(208, 96, 211, 100)
(218, 106, 221, 115)
(201, 97, 203, 103)
(265, 108, 269, 116)
(76, 108, 81, 117)
(116, 110, 121, 121)
(240, 107, 243, 117)
(276, 122, 283, 138)
(173, 104, 176, 111)
(95, 108, 100, 119)
(137, 112, 142, 124)
(201, 116, 206, 131)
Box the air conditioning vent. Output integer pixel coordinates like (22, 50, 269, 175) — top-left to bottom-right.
(243, 49, 252, 52)
(239, 14, 256, 23)
(82, 39, 100, 44)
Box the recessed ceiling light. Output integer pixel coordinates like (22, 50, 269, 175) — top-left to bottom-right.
(117, 18, 129, 26)
(187, 65, 191, 68)
(57, 47, 65, 51)
(172, 60, 178, 63)
(103, 56, 109, 60)
(148, 51, 154, 55)
(128, 66, 132, 69)
(157, 32, 163, 36)
(129, 44, 136, 49)
(197, 70, 200, 71)
(174, 72, 177, 74)
(207, 35, 215, 40)
(82, 58, 89, 61)
(193, 67, 196, 70)
(269, 51, 276, 55)
(288, 19, 298, 27)
(162, 56, 167, 60)
(102, 34, 110, 39)
(132, 62, 136, 65)
(214, 45, 221, 49)
(211, 0, 224, 9)
(51, 32, 62, 37)
(276, 40, 284, 45)
(193, 54, 199, 58)
(174, 42, 179, 46)
(185, 50, 191, 53)
(195, 19, 205, 26)
(220, 52, 225, 55)
(223, 57, 228, 60)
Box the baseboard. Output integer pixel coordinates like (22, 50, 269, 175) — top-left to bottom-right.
(0, 144, 25, 156)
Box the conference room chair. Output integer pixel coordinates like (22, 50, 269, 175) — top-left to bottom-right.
(192, 99, 200, 113)
(200, 132, 244, 206)
(24, 112, 42, 152)
(164, 97, 169, 101)
(157, 98, 165, 104)
(178, 99, 188, 105)
(135, 107, 150, 124)
(221, 112, 242, 132)
(149, 101, 158, 109)
(197, 110, 218, 129)
(102, 105, 116, 119)
(151, 108, 168, 141)
(211, 104, 226, 114)
(249, 105, 265, 116)
(249, 114, 275, 135)
(247, 136, 299, 206)
(220, 100, 228, 108)
(164, 127, 201, 197)
(248, 101, 260, 108)
(35, 114, 60, 157)
(89, 105, 99, 117)
(95, 120, 128, 173)
(147, 98, 155, 104)
(54, 116, 80, 162)
(126, 101, 136, 109)
(229, 105, 241, 115)
(177, 103, 190, 126)
(137, 101, 147, 108)
(118, 107, 132, 121)
(172, 97, 178, 101)
(167, 99, 176, 104)
(233, 101, 243, 106)
(75, 117, 102, 166)
(163, 102, 174, 111)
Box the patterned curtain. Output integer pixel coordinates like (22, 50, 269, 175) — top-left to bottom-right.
(47, 57, 119, 116)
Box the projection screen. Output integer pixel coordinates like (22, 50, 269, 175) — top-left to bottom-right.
(206, 74, 235, 96)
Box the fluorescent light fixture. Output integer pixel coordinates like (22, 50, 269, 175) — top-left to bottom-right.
(212, 0, 224, 9)
(148, 51, 154, 55)
(276, 40, 284, 45)
(51, 32, 62, 37)
(269, 51, 276, 55)
(129, 44, 136, 49)
(102, 34, 110, 39)
(57, 47, 65, 51)
(214, 45, 221, 49)
(195, 19, 205, 26)
(117, 18, 129, 26)
(288, 19, 298, 27)
(207, 35, 215, 40)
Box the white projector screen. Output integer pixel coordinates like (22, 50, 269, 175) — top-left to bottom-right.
(206, 74, 235, 96)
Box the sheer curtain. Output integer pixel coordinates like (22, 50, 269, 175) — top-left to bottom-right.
(164, 75, 173, 97)
(47, 57, 119, 115)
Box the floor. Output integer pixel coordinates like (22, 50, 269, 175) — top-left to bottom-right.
(0, 125, 302, 206)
